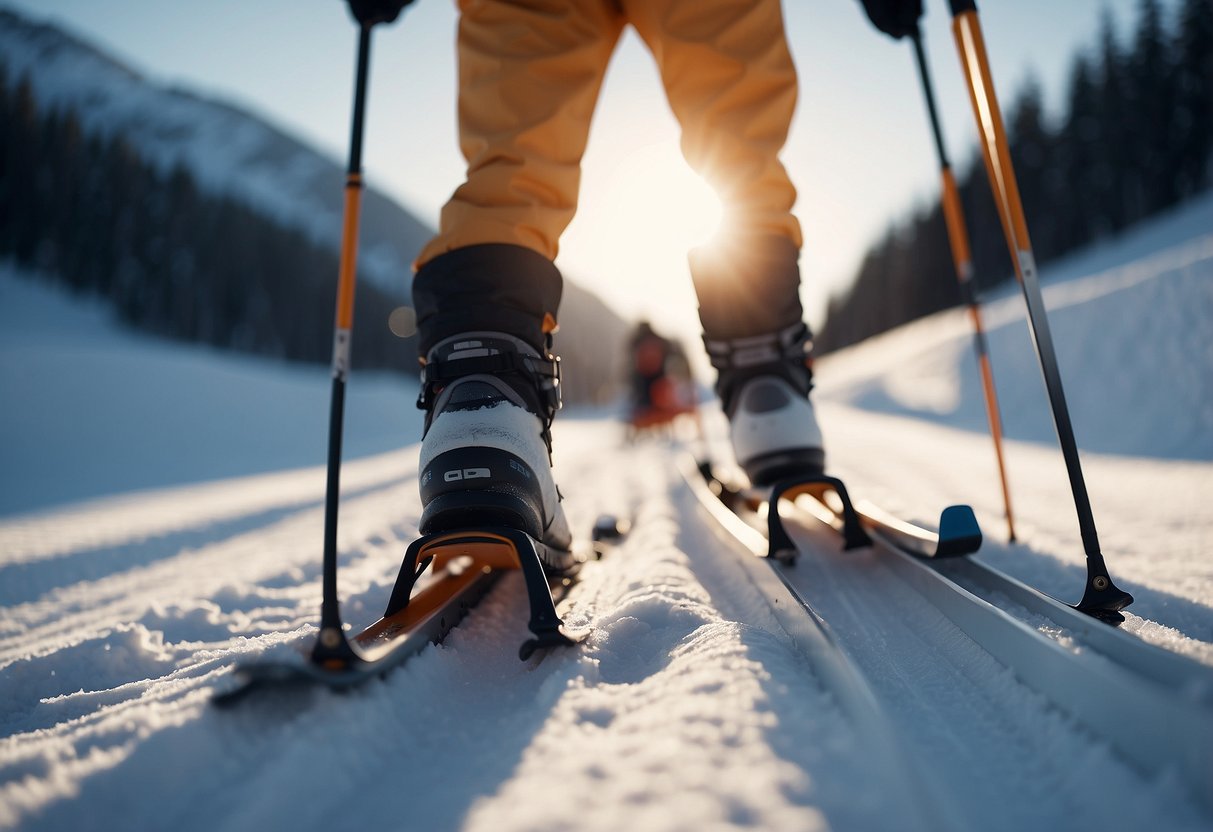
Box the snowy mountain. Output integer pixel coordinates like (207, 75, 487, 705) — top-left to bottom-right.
(0, 6, 629, 397)
(0, 7, 428, 296)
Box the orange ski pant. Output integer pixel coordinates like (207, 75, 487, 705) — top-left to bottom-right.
(415, 0, 802, 269)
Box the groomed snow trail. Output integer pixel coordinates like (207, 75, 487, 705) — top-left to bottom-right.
(2, 427, 916, 832)
(3, 419, 1210, 830)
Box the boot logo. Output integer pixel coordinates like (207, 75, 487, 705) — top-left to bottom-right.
(444, 467, 491, 482)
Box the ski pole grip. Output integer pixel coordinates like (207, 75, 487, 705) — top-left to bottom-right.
(948, 0, 977, 14)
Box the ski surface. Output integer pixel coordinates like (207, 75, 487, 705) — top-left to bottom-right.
(213, 518, 623, 706)
(802, 492, 982, 558)
(695, 460, 979, 560)
(212, 562, 500, 705)
(677, 456, 962, 830)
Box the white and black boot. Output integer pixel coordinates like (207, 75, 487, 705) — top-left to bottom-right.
(417, 332, 572, 555)
(706, 322, 825, 486)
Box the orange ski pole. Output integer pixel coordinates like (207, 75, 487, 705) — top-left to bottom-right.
(948, 0, 1131, 621)
(313, 20, 376, 667)
(909, 27, 1016, 543)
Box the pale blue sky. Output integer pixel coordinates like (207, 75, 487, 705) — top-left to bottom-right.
(6, 0, 1159, 339)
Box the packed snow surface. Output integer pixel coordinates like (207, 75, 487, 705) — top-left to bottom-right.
(1, 193, 1211, 830)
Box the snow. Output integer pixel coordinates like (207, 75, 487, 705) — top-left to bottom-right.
(0, 271, 422, 516)
(1, 192, 1212, 830)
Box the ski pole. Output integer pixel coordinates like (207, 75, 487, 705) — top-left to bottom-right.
(909, 28, 1016, 543)
(313, 20, 375, 667)
(946, 0, 1132, 621)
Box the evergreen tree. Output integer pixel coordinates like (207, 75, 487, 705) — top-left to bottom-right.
(1095, 9, 1134, 232)
(1056, 52, 1102, 250)
(1128, 0, 1177, 215)
(1172, 0, 1213, 196)
(5, 76, 41, 264)
(1006, 75, 1057, 259)
(817, 1, 1213, 355)
(0, 66, 415, 372)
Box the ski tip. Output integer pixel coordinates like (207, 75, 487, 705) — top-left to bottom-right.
(936, 504, 983, 557)
(592, 514, 630, 542)
(591, 514, 631, 559)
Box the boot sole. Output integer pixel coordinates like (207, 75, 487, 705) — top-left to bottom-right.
(744, 448, 827, 487)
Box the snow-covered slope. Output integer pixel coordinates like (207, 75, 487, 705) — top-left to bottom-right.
(0, 7, 429, 295)
(0, 193, 1211, 830)
(815, 189, 1213, 460)
(0, 267, 422, 516)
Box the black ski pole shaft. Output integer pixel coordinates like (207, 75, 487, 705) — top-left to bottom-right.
(946, 0, 1131, 620)
(910, 27, 1017, 543)
(313, 23, 374, 666)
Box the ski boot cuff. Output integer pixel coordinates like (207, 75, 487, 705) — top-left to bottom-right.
(412, 244, 563, 355)
(690, 233, 803, 339)
(417, 332, 562, 446)
(704, 322, 815, 417)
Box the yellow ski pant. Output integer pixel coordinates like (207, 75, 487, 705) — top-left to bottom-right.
(416, 0, 802, 269)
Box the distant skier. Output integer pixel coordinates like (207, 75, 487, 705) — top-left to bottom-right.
(346, 0, 924, 553)
(626, 321, 697, 435)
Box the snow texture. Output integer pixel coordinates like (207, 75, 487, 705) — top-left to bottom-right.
(1, 194, 1212, 829)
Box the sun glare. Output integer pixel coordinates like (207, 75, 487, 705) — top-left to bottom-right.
(561, 141, 724, 341)
(600, 142, 724, 254)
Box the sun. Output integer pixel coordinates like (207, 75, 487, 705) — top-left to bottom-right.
(560, 140, 724, 340)
(600, 141, 724, 255)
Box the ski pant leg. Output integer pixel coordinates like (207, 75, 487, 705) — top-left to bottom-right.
(413, 0, 624, 355)
(418, 0, 625, 265)
(625, 0, 806, 339)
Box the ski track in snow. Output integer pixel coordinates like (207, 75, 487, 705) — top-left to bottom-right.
(2, 195, 1212, 829)
(777, 518, 1207, 832)
(0, 429, 898, 832)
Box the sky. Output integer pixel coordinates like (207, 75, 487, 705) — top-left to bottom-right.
(4, 0, 1160, 342)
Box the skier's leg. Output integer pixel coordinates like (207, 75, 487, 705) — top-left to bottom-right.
(625, 0, 802, 254)
(415, 0, 625, 274)
(414, 0, 625, 356)
(628, 0, 825, 483)
(413, 0, 624, 553)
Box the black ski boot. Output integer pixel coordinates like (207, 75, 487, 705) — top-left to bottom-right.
(705, 322, 826, 486)
(417, 332, 573, 559)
